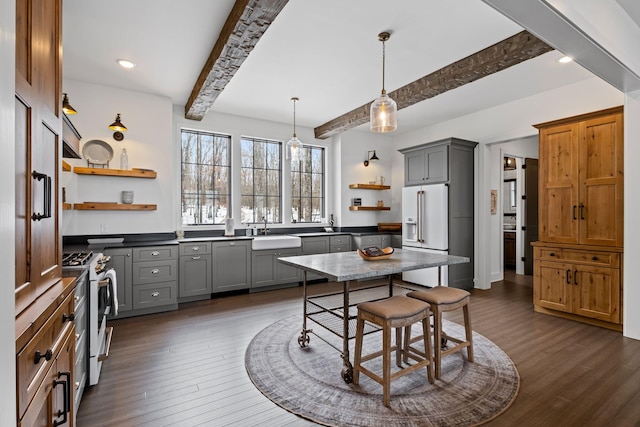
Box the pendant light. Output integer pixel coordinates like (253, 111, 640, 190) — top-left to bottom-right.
(370, 32, 397, 133)
(286, 97, 304, 162)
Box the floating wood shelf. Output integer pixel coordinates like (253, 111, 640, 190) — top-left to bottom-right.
(73, 167, 157, 179)
(349, 206, 391, 211)
(73, 203, 157, 211)
(62, 161, 71, 172)
(348, 184, 390, 190)
(62, 203, 72, 210)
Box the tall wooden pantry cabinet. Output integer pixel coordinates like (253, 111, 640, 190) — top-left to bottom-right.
(15, 0, 78, 426)
(532, 106, 624, 331)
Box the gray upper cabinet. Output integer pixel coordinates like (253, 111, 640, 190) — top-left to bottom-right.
(402, 143, 448, 186)
(212, 240, 251, 293)
(179, 242, 212, 301)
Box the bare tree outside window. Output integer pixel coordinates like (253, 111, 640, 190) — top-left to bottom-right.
(181, 130, 231, 225)
(291, 145, 324, 223)
(240, 137, 282, 224)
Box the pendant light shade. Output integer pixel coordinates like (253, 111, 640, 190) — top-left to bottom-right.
(286, 97, 304, 163)
(108, 113, 127, 132)
(62, 93, 77, 115)
(370, 32, 397, 133)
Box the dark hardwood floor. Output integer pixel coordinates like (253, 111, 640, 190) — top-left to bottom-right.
(77, 274, 640, 426)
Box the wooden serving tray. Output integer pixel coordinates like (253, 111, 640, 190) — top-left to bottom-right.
(357, 247, 394, 261)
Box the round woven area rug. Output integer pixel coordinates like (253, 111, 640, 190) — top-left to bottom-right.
(245, 315, 519, 427)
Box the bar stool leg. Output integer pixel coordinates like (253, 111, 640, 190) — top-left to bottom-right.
(421, 317, 434, 383)
(382, 321, 391, 407)
(464, 303, 474, 362)
(353, 317, 364, 385)
(433, 306, 443, 379)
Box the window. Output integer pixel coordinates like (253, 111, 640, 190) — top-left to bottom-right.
(240, 137, 282, 224)
(291, 145, 325, 223)
(181, 129, 231, 225)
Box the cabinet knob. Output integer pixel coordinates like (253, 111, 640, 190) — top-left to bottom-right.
(34, 349, 53, 364)
(192, 247, 199, 251)
(151, 251, 160, 256)
(151, 268, 160, 274)
(191, 256, 201, 260)
(549, 252, 555, 257)
(63, 312, 75, 322)
(151, 292, 160, 297)
(592, 256, 599, 261)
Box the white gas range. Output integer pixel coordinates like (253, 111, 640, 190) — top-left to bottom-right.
(62, 251, 115, 386)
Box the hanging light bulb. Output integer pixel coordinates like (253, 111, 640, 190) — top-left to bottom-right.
(286, 97, 304, 163)
(370, 32, 397, 133)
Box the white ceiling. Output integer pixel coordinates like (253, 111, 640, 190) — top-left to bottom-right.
(62, 0, 598, 135)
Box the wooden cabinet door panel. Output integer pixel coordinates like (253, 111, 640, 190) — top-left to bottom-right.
(534, 261, 573, 313)
(573, 265, 620, 323)
(539, 123, 579, 243)
(578, 113, 623, 246)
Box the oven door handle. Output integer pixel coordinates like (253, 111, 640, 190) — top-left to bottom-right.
(98, 326, 114, 362)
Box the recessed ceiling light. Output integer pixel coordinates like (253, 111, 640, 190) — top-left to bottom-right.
(117, 59, 136, 69)
(557, 56, 573, 64)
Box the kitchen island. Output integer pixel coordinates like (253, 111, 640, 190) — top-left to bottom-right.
(277, 249, 469, 382)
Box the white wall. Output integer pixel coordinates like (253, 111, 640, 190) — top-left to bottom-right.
(624, 89, 640, 339)
(61, 80, 174, 236)
(0, 0, 16, 422)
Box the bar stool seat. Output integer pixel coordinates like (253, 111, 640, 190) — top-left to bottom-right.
(406, 286, 473, 379)
(353, 295, 434, 407)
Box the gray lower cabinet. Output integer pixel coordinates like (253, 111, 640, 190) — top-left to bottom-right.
(301, 236, 329, 281)
(179, 242, 212, 301)
(329, 235, 351, 253)
(212, 240, 251, 292)
(104, 247, 133, 315)
(353, 234, 391, 250)
(72, 270, 88, 416)
(252, 247, 302, 289)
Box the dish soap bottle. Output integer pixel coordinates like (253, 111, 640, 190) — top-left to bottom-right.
(120, 148, 129, 170)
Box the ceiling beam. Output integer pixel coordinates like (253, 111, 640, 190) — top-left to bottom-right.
(314, 30, 553, 140)
(185, 0, 289, 121)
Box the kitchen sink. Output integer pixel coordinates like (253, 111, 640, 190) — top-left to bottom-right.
(252, 235, 302, 250)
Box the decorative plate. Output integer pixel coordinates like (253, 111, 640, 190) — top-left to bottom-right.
(82, 139, 114, 165)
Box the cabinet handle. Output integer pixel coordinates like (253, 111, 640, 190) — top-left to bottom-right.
(151, 268, 160, 274)
(592, 256, 599, 261)
(191, 256, 201, 260)
(579, 204, 585, 220)
(566, 269, 570, 284)
(573, 205, 577, 220)
(34, 349, 53, 364)
(574, 270, 579, 285)
(127, 253, 131, 257)
(62, 312, 75, 322)
(151, 251, 160, 256)
(151, 291, 160, 297)
(53, 371, 70, 427)
(31, 170, 52, 221)
(191, 246, 199, 251)
(549, 252, 555, 257)
(229, 242, 235, 246)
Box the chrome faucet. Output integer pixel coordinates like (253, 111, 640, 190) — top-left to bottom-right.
(262, 216, 270, 235)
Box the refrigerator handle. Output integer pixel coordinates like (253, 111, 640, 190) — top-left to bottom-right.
(417, 190, 424, 243)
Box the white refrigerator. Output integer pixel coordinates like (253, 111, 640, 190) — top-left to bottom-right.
(402, 184, 449, 286)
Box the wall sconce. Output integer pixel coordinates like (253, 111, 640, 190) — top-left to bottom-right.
(62, 93, 77, 115)
(503, 156, 516, 170)
(109, 113, 127, 141)
(363, 150, 380, 167)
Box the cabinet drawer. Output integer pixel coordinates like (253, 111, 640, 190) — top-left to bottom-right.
(133, 281, 177, 309)
(179, 242, 211, 256)
(360, 235, 382, 248)
(16, 292, 75, 418)
(133, 245, 178, 262)
(537, 248, 619, 267)
(330, 245, 350, 253)
(329, 235, 350, 246)
(133, 260, 177, 284)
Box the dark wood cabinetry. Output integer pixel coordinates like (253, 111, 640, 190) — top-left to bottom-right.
(504, 232, 516, 268)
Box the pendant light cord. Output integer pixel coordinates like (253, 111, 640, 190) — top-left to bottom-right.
(292, 97, 298, 137)
(381, 38, 386, 95)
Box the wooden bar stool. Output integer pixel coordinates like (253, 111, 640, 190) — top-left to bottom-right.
(353, 295, 434, 407)
(406, 286, 473, 379)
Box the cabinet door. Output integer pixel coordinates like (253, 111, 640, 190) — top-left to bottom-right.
(380, 235, 391, 248)
(252, 251, 277, 288)
(179, 255, 212, 297)
(276, 248, 302, 284)
(423, 145, 448, 184)
(578, 113, 624, 247)
(104, 248, 133, 313)
(405, 150, 427, 186)
(302, 237, 328, 281)
(534, 260, 573, 313)
(213, 241, 251, 292)
(573, 264, 620, 323)
(538, 123, 579, 244)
